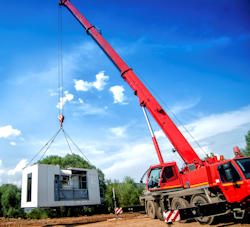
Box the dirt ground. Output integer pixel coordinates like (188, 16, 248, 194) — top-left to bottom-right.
(0, 213, 249, 227)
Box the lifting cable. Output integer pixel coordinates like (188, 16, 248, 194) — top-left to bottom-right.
(63, 130, 92, 165)
(58, 5, 64, 116)
(22, 128, 62, 170)
(22, 6, 92, 169)
(38, 128, 62, 163)
(22, 128, 92, 169)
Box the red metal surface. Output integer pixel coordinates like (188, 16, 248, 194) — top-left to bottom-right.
(146, 162, 183, 191)
(59, 0, 202, 166)
(115, 207, 123, 214)
(58, 114, 64, 127)
(184, 166, 211, 189)
(207, 159, 250, 203)
(233, 146, 244, 157)
(164, 210, 181, 223)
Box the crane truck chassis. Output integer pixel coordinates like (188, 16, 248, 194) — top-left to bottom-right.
(59, 0, 250, 224)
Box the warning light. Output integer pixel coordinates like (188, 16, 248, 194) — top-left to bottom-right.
(220, 155, 224, 161)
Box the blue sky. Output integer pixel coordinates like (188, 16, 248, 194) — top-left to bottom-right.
(0, 0, 250, 186)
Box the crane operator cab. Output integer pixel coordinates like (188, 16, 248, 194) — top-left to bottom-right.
(147, 162, 183, 191)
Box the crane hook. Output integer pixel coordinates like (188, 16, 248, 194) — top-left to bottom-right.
(58, 114, 64, 127)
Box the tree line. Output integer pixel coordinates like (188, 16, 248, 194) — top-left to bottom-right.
(1, 130, 249, 219)
(0, 153, 145, 219)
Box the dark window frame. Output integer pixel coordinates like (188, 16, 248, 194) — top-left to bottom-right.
(218, 162, 242, 183)
(27, 173, 32, 202)
(162, 166, 178, 183)
(79, 175, 87, 189)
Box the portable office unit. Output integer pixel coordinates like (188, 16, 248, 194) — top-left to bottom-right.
(21, 164, 101, 208)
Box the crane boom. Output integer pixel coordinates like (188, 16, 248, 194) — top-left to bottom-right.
(59, 0, 202, 165)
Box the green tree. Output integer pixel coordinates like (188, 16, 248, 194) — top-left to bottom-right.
(37, 154, 105, 190)
(24, 154, 107, 219)
(241, 130, 250, 157)
(105, 179, 121, 210)
(120, 176, 144, 206)
(0, 184, 25, 218)
(105, 176, 145, 211)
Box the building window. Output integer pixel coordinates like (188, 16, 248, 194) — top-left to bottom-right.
(79, 175, 87, 189)
(162, 166, 178, 183)
(148, 167, 162, 188)
(27, 173, 32, 202)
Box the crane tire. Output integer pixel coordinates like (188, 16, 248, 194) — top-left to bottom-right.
(171, 197, 190, 223)
(147, 200, 156, 219)
(191, 194, 214, 225)
(155, 201, 164, 221)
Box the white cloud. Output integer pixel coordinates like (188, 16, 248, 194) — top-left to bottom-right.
(56, 91, 74, 109)
(181, 105, 250, 142)
(170, 98, 200, 115)
(10, 142, 16, 146)
(154, 105, 250, 143)
(93, 71, 109, 90)
(8, 180, 22, 187)
(73, 102, 107, 115)
(74, 80, 92, 91)
(88, 148, 105, 155)
(0, 125, 21, 139)
(0, 159, 28, 187)
(109, 85, 128, 104)
(101, 142, 165, 181)
(110, 126, 127, 136)
(155, 130, 165, 139)
(74, 71, 109, 91)
(194, 146, 212, 155)
(20, 137, 24, 141)
(8, 159, 28, 175)
(79, 98, 83, 103)
(49, 89, 57, 96)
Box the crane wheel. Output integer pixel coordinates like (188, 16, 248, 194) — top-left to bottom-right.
(191, 194, 214, 225)
(171, 197, 190, 223)
(147, 201, 156, 219)
(155, 201, 164, 221)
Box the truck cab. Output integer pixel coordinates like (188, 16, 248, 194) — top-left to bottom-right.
(147, 162, 183, 191)
(217, 157, 250, 203)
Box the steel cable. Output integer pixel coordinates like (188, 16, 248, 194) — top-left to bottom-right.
(22, 128, 62, 170)
(38, 128, 62, 163)
(63, 130, 93, 166)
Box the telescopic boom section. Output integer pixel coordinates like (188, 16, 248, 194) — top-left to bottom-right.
(59, 0, 202, 165)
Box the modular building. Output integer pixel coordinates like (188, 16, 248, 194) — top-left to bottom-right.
(21, 164, 101, 208)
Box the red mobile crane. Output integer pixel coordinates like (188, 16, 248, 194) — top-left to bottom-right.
(59, 0, 250, 224)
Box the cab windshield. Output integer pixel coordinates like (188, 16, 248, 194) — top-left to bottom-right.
(235, 158, 250, 179)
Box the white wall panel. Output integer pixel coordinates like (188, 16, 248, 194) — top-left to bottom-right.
(21, 164, 101, 208)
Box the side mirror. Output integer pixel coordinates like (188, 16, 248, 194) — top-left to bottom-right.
(223, 163, 234, 181)
(224, 168, 234, 181)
